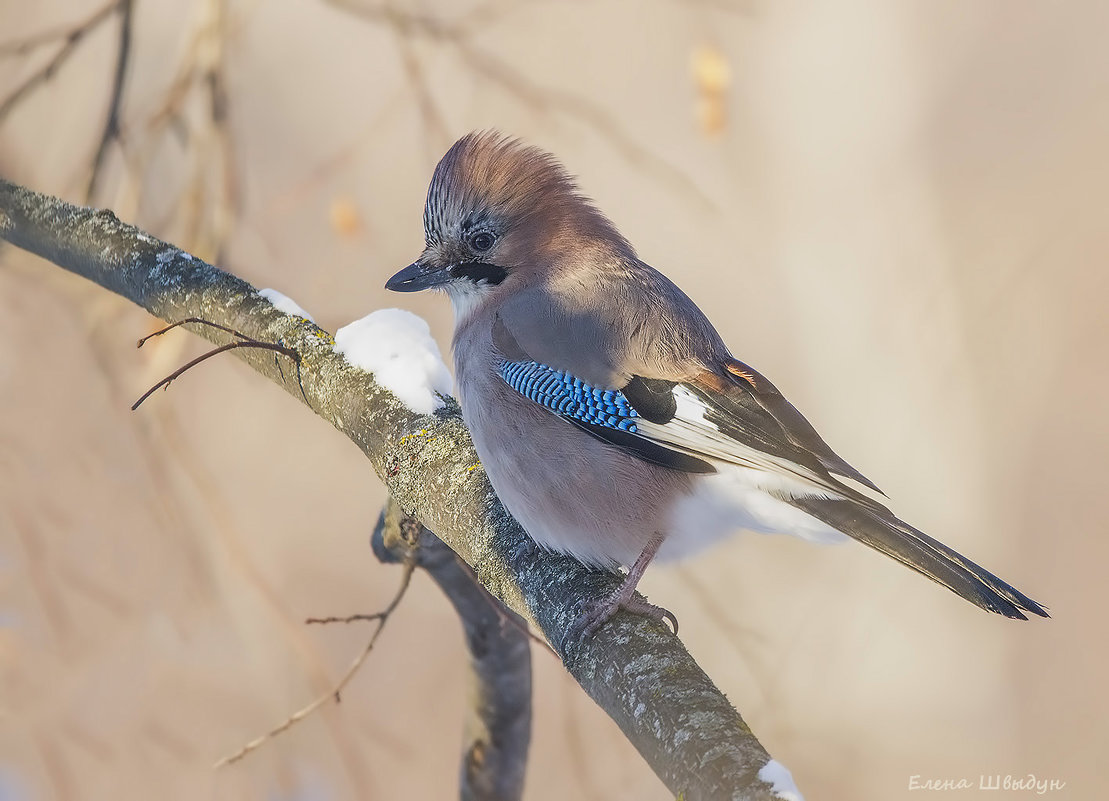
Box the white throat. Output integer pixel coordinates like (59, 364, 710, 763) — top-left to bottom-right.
(444, 281, 496, 329)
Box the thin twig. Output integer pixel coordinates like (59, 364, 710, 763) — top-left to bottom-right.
(323, 0, 715, 211)
(326, 0, 525, 40)
(131, 340, 300, 410)
(125, 0, 237, 263)
(137, 317, 252, 347)
(214, 561, 416, 768)
(0, 1, 117, 57)
(203, 0, 239, 266)
(87, 0, 134, 199)
(324, 0, 460, 38)
(0, 2, 120, 124)
(388, 9, 451, 160)
(454, 40, 714, 210)
(305, 612, 385, 625)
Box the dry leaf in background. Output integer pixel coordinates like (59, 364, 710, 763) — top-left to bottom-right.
(329, 197, 362, 238)
(692, 43, 730, 138)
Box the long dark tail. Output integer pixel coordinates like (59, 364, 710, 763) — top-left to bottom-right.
(790, 496, 1049, 620)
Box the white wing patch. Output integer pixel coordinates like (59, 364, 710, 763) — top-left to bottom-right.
(635, 386, 846, 500)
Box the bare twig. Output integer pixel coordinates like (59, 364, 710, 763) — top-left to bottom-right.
(124, 0, 238, 263)
(388, 11, 451, 159)
(131, 335, 301, 410)
(0, 2, 120, 124)
(322, 0, 715, 210)
(137, 317, 253, 347)
(202, 0, 239, 266)
(327, 0, 526, 40)
(0, 2, 117, 58)
(455, 40, 715, 210)
(306, 612, 386, 625)
(213, 560, 416, 768)
(86, 0, 135, 200)
(325, 0, 466, 38)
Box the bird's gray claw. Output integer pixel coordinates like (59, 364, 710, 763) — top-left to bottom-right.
(561, 593, 679, 654)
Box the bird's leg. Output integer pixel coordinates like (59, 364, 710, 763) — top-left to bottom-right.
(565, 531, 678, 647)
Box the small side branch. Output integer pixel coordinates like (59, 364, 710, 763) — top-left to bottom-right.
(131, 324, 301, 410)
(373, 499, 532, 801)
(214, 560, 415, 768)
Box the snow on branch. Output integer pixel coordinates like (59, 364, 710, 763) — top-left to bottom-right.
(336, 308, 453, 415)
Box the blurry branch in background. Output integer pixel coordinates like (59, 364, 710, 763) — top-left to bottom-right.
(138, 0, 238, 264)
(323, 0, 714, 209)
(1, 0, 731, 260)
(0, 179, 787, 801)
(326, 0, 520, 40)
(678, 0, 753, 13)
(86, 0, 134, 199)
(0, 1, 124, 126)
(452, 43, 713, 209)
(0, 0, 237, 260)
(393, 29, 452, 161)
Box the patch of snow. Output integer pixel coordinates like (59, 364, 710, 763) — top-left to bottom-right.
(335, 308, 453, 414)
(259, 287, 315, 322)
(758, 759, 804, 801)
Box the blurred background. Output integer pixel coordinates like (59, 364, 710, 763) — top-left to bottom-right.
(1, 0, 1105, 798)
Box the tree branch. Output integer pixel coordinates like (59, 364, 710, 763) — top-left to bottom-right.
(0, 178, 793, 800)
(373, 498, 532, 801)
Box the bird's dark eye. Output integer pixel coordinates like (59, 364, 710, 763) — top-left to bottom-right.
(469, 231, 496, 252)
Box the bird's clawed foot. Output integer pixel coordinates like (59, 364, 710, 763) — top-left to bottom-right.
(561, 532, 677, 652)
(563, 587, 679, 651)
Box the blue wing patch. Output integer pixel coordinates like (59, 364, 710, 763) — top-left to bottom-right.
(499, 361, 639, 432)
(498, 359, 716, 473)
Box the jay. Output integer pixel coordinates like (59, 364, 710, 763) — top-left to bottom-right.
(387, 132, 1047, 638)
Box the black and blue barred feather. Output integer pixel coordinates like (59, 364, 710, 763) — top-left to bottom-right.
(498, 360, 716, 473)
(500, 361, 640, 432)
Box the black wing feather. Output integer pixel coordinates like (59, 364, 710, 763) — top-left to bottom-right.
(724, 358, 884, 494)
(791, 495, 1049, 619)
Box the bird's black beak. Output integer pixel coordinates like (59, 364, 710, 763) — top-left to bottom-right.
(385, 260, 451, 292)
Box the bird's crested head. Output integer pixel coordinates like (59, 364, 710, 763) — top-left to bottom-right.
(386, 132, 634, 319)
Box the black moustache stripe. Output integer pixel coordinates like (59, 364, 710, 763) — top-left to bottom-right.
(450, 261, 508, 286)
